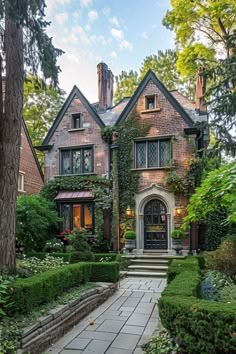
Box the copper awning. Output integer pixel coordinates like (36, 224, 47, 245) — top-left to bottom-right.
(55, 191, 93, 200)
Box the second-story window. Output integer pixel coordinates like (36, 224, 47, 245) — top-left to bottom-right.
(146, 95, 156, 110)
(61, 147, 93, 175)
(135, 139, 171, 169)
(72, 113, 81, 129)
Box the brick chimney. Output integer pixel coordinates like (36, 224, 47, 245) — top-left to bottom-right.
(97, 62, 114, 110)
(195, 67, 206, 113)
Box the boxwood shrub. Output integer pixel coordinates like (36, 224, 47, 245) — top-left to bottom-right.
(90, 262, 119, 282)
(10, 261, 119, 314)
(158, 257, 236, 353)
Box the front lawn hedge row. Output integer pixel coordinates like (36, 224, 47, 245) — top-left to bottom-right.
(11, 261, 119, 314)
(159, 257, 236, 353)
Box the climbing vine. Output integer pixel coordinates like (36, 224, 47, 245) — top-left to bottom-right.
(102, 113, 150, 230)
(41, 175, 111, 242)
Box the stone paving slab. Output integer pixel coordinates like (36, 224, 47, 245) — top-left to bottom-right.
(47, 277, 165, 354)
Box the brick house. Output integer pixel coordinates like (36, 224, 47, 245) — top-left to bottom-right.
(41, 62, 207, 253)
(18, 119, 44, 195)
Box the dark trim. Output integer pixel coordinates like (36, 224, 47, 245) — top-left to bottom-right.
(43, 85, 105, 145)
(115, 70, 194, 127)
(134, 134, 174, 142)
(35, 144, 53, 152)
(21, 118, 44, 181)
(184, 128, 198, 135)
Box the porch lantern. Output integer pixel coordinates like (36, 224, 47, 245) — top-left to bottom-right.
(125, 206, 134, 218)
(175, 207, 185, 217)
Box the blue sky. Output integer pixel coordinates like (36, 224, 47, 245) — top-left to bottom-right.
(46, 0, 174, 102)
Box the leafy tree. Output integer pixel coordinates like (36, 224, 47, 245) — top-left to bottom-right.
(114, 70, 139, 103)
(0, 1, 63, 271)
(163, 0, 236, 59)
(23, 76, 65, 148)
(184, 163, 236, 228)
(16, 195, 61, 252)
(115, 50, 195, 103)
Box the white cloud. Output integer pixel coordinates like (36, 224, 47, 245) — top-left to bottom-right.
(110, 28, 123, 41)
(62, 33, 78, 44)
(152, 24, 157, 29)
(109, 16, 120, 28)
(110, 51, 117, 58)
(72, 25, 90, 44)
(81, 0, 92, 6)
(88, 10, 98, 22)
(120, 40, 133, 51)
(142, 32, 148, 39)
(85, 24, 91, 31)
(55, 12, 68, 25)
(103, 8, 111, 16)
(73, 12, 79, 18)
(67, 53, 80, 64)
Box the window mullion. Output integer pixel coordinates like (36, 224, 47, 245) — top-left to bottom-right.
(157, 141, 160, 167)
(146, 141, 148, 168)
(81, 148, 83, 173)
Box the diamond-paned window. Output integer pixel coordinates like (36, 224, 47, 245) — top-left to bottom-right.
(136, 142, 146, 168)
(160, 140, 171, 167)
(135, 140, 171, 169)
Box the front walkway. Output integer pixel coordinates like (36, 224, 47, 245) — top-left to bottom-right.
(47, 277, 166, 354)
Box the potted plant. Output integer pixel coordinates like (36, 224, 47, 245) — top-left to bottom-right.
(124, 230, 136, 252)
(171, 229, 185, 255)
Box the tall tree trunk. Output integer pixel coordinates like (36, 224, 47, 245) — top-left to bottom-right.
(0, 16, 24, 271)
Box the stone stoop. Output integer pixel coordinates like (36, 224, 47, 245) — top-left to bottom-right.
(124, 254, 175, 278)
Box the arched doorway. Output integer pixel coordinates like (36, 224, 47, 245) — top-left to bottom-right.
(144, 199, 167, 250)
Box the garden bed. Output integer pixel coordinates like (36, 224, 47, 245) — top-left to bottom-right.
(158, 257, 236, 353)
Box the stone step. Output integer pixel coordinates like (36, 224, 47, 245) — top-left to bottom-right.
(130, 259, 169, 265)
(128, 265, 168, 271)
(126, 271, 167, 278)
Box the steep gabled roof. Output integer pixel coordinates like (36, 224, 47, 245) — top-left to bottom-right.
(21, 118, 44, 181)
(43, 85, 105, 145)
(115, 70, 194, 127)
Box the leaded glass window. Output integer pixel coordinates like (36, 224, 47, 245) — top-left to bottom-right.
(61, 150, 71, 175)
(136, 142, 146, 168)
(148, 141, 158, 167)
(83, 149, 92, 173)
(135, 140, 171, 169)
(61, 202, 94, 234)
(160, 140, 171, 167)
(73, 150, 81, 174)
(61, 147, 93, 175)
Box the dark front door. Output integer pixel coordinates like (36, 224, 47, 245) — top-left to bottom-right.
(144, 199, 167, 250)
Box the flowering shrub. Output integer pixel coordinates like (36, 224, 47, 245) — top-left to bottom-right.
(98, 256, 112, 262)
(43, 238, 64, 253)
(200, 270, 236, 302)
(17, 254, 67, 277)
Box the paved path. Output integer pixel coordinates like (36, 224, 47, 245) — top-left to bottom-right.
(47, 277, 166, 354)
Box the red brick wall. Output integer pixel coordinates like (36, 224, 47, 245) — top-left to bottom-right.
(130, 79, 196, 230)
(132, 79, 196, 191)
(45, 97, 108, 181)
(19, 126, 44, 195)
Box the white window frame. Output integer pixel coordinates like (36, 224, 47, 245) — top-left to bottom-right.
(18, 172, 25, 192)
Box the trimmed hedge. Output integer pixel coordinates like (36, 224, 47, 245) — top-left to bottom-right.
(90, 262, 119, 282)
(11, 261, 119, 314)
(159, 257, 236, 353)
(11, 262, 91, 314)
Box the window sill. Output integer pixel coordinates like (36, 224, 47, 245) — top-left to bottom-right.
(131, 166, 173, 171)
(141, 108, 161, 114)
(68, 128, 85, 132)
(18, 189, 26, 193)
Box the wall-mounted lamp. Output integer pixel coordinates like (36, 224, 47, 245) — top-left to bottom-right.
(125, 206, 135, 218)
(175, 207, 185, 217)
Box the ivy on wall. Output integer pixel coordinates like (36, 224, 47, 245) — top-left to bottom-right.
(102, 113, 150, 230)
(41, 175, 111, 241)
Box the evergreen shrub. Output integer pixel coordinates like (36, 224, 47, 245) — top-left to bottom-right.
(158, 258, 236, 353)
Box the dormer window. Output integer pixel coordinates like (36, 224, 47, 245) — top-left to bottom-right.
(72, 113, 81, 129)
(146, 95, 155, 110)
